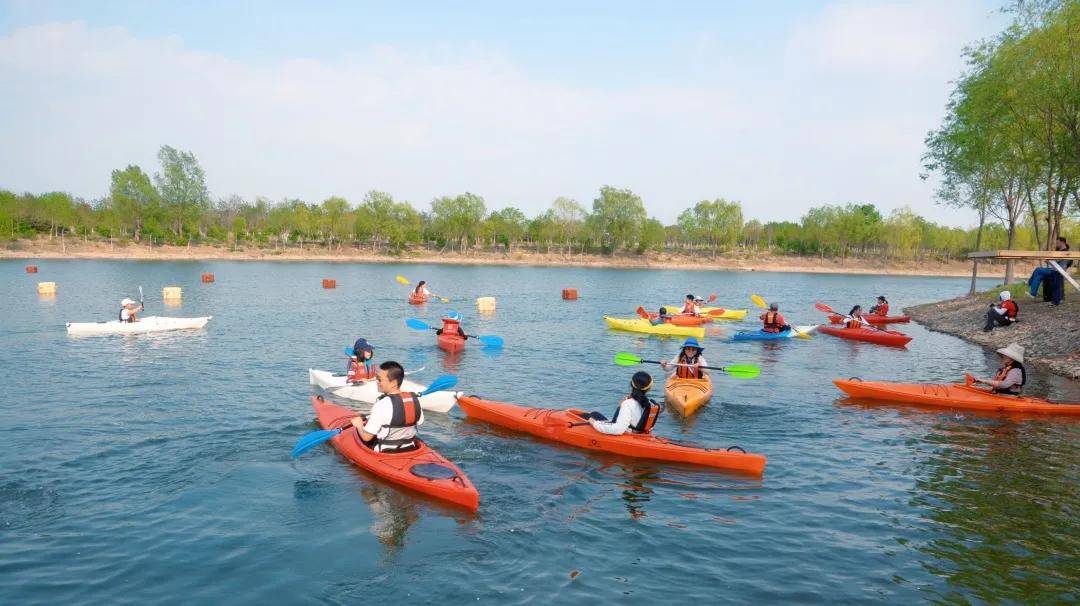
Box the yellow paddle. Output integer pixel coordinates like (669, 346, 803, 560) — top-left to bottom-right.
(395, 275, 449, 303)
(750, 294, 809, 339)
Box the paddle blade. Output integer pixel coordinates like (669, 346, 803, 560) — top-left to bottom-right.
(751, 294, 767, 309)
(636, 306, 650, 320)
(722, 364, 761, 379)
(814, 302, 836, 314)
(421, 374, 458, 395)
(344, 346, 355, 356)
(396, 275, 410, 285)
(440, 297, 450, 303)
(406, 318, 431, 331)
(291, 428, 342, 458)
(613, 352, 643, 366)
(706, 294, 717, 302)
(964, 372, 975, 386)
(478, 335, 504, 348)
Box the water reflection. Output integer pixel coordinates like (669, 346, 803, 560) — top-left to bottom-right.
(360, 483, 419, 559)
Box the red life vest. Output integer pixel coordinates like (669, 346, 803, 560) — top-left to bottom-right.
(675, 352, 703, 379)
(347, 359, 377, 383)
(992, 362, 1026, 395)
(374, 392, 422, 452)
(762, 311, 783, 333)
(613, 397, 662, 434)
(1001, 300, 1018, 319)
(871, 303, 889, 316)
(681, 302, 696, 315)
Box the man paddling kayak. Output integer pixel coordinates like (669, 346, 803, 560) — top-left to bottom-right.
(869, 296, 889, 316)
(971, 343, 1026, 395)
(346, 338, 377, 384)
(580, 371, 662, 435)
(339, 361, 425, 452)
(119, 298, 142, 323)
(759, 303, 791, 334)
(660, 337, 707, 378)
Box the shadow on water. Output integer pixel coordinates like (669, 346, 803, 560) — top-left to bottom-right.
(908, 418, 1080, 603)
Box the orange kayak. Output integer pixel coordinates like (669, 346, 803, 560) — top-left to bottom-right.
(457, 395, 766, 475)
(664, 374, 713, 416)
(312, 395, 480, 510)
(647, 312, 709, 327)
(833, 379, 1080, 416)
(818, 325, 911, 347)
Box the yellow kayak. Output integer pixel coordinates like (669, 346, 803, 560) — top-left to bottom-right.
(663, 305, 747, 320)
(665, 374, 713, 416)
(603, 316, 705, 338)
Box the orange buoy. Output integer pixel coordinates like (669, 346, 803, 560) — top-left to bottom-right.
(322, 278, 337, 289)
(562, 288, 578, 300)
(26, 265, 38, 274)
(201, 273, 215, 283)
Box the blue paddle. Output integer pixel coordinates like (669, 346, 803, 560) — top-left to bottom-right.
(405, 318, 504, 349)
(291, 374, 459, 459)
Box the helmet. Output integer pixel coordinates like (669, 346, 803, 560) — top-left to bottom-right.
(630, 371, 653, 392)
(681, 337, 703, 351)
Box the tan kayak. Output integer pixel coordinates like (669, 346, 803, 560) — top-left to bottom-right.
(665, 374, 714, 416)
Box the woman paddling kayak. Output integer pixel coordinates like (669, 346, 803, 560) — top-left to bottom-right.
(579, 371, 662, 436)
(971, 343, 1026, 395)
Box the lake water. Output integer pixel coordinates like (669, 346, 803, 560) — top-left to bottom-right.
(1, 259, 1077, 604)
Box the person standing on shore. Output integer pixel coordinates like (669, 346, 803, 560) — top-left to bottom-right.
(983, 291, 1019, 332)
(971, 343, 1026, 395)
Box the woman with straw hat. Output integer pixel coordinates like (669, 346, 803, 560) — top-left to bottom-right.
(972, 343, 1026, 395)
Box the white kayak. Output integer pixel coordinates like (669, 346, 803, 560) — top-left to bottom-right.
(66, 316, 212, 335)
(308, 368, 459, 413)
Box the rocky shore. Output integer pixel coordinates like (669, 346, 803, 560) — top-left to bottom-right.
(905, 288, 1080, 381)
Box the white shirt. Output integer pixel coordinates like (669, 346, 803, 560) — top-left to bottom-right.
(361, 393, 425, 451)
(120, 308, 135, 321)
(589, 397, 643, 435)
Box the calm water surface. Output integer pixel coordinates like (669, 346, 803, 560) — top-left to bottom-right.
(1, 260, 1077, 604)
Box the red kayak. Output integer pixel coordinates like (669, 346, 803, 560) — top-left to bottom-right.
(818, 325, 912, 347)
(312, 395, 479, 511)
(437, 333, 466, 352)
(828, 314, 910, 324)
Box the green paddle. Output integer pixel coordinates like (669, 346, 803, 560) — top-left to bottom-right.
(613, 352, 761, 379)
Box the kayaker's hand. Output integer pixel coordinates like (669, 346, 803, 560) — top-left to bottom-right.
(660, 362, 669, 370)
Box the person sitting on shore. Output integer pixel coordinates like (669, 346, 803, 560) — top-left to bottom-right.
(118, 298, 141, 323)
(580, 371, 662, 436)
(661, 338, 707, 378)
(759, 303, 790, 334)
(983, 291, 1019, 332)
(346, 338, 377, 384)
(1027, 236, 1072, 307)
(435, 312, 468, 340)
(971, 343, 1026, 395)
(869, 296, 889, 316)
(413, 280, 431, 300)
(844, 305, 865, 329)
(339, 361, 424, 452)
(649, 307, 673, 326)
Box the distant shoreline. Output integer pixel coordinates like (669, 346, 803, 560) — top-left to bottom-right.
(2, 239, 1037, 279)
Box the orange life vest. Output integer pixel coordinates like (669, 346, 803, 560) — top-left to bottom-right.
(992, 362, 1026, 395)
(681, 302, 696, 315)
(762, 311, 783, 333)
(845, 317, 863, 329)
(613, 397, 662, 434)
(675, 352, 703, 379)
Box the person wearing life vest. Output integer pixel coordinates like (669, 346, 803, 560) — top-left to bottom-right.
(844, 305, 865, 329)
(661, 337, 707, 379)
(118, 298, 142, 323)
(759, 303, 790, 334)
(680, 294, 701, 316)
(580, 371, 663, 436)
(435, 312, 468, 340)
(983, 290, 1019, 332)
(869, 296, 889, 316)
(649, 307, 672, 326)
(413, 280, 431, 299)
(340, 361, 425, 453)
(346, 338, 377, 384)
(972, 343, 1026, 395)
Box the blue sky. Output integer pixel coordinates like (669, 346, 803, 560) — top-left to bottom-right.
(0, 1, 1007, 225)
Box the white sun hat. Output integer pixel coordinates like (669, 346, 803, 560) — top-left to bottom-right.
(121, 298, 135, 306)
(995, 343, 1024, 364)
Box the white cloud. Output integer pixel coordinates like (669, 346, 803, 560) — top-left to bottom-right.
(0, 10, 1001, 226)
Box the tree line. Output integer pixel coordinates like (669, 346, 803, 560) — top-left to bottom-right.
(924, 0, 1080, 279)
(1, 143, 1073, 262)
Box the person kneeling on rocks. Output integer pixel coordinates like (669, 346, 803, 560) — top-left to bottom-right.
(983, 290, 1018, 332)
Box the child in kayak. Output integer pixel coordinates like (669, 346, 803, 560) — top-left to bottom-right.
(340, 361, 425, 452)
(580, 371, 662, 435)
(661, 337, 707, 379)
(649, 307, 673, 326)
(346, 338, 377, 384)
(971, 343, 1026, 395)
(844, 306, 866, 329)
(869, 296, 889, 316)
(680, 294, 701, 316)
(435, 312, 468, 340)
(759, 303, 790, 334)
(118, 298, 142, 323)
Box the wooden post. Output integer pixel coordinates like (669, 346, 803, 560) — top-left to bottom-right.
(969, 259, 979, 295)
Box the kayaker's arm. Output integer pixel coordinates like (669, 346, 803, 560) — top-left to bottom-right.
(589, 400, 635, 435)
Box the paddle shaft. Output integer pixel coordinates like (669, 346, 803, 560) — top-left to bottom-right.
(636, 358, 738, 373)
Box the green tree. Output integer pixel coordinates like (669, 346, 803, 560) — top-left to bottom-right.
(590, 186, 646, 253)
(153, 145, 210, 240)
(485, 207, 528, 252)
(109, 165, 159, 241)
(431, 192, 486, 251)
